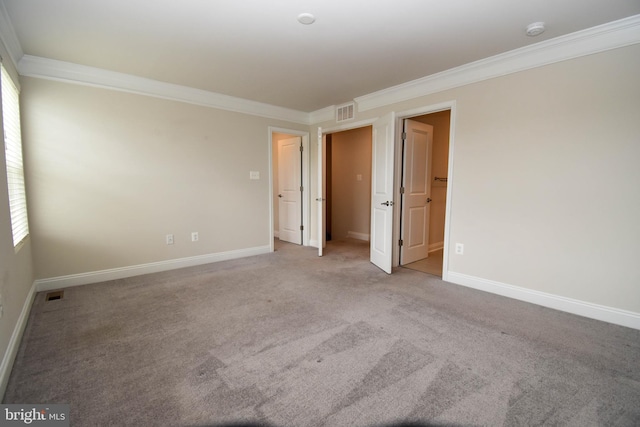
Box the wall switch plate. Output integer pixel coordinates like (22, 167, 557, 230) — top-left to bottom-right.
(455, 243, 464, 255)
(250, 171, 260, 180)
(166, 234, 174, 245)
(191, 232, 199, 242)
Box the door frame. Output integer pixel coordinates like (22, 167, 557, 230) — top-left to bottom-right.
(316, 118, 378, 252)
(315, 100, 455, 279)
(394, 101, 456, 281)
(268, 127, 310, 252)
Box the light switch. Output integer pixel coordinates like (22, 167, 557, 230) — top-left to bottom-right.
(250, 171, 260, 180)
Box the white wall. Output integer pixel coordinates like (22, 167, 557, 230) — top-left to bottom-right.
(20, 78, 307, 280)
(0, 47, 35, 397)
(311, 44, 640, 316)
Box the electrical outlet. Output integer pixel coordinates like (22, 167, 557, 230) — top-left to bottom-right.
(249, 171, 260, 180)
(455, 243, 464, 255)
(191, 232, 199, 242)
(166, 234, 174, 245)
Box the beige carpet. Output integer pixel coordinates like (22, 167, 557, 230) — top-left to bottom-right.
(4, 238, 640, 426)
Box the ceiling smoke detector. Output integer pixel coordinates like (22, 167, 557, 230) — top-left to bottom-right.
(297, 13, 316, 25)
(526, 22, 546, 37)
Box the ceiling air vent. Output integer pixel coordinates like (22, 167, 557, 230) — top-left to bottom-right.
(336, 103, 355, 122)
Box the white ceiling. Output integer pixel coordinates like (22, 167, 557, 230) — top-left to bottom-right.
(3, 0, 640, 112)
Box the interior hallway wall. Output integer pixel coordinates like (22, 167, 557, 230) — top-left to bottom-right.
(310, 44, 640, 315)
(21, 77, 306, 280)
(330, 127, 372, 240)
(0, 46, 35, 397)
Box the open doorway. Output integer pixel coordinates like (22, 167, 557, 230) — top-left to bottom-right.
(324, 126, 373, 254)
(316, 104, 453, 276)
(270, 128, 310, 251)
(398, 110, 451, 277)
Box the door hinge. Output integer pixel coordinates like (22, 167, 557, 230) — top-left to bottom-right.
(300, 186, 303, 192)
(300, 145, 303, 152)
(400, 187, 405, 194)
(402, 132, 407, 140)
(300, 225, 304, 231)
(399, 239, 403, 247)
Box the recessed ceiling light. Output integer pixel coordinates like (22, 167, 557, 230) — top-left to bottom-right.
(526, 22, 546, 37)
(297, 13, 316, 25)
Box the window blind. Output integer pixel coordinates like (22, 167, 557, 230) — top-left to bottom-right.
(2, 63, 29, 248)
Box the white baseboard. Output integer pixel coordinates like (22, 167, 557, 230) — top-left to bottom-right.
(0, 282, 37, 399)
(429, 242, 444, 252)
(347, 231, 370, 241)
(35, 245, 271, 292)
(446, 271, 640, 330)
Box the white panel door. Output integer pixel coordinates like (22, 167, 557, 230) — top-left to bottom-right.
(370, 112, 396, 274)
(278, 136, 302, 244)
(317, 128, 325, 256)
(400, 120, 433, 265)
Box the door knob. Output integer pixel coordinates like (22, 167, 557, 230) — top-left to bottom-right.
(381, 201, 394, 206)
(278, 194, 283, 198)
(426, 198, 432, 203)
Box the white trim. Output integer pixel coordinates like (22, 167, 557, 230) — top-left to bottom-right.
(274, 230, 280, 239)
(0, 282, 36, 399)
(347, 231, 370, 241)
(309, 106, 335, 124)
(5, 16, 638, 125)
(0, 2, 23, 70)
(321, 118, 377, 134)
(447, 272, 640, 330)
(355, 15, 640, 112)
(309, 239, 319, 248)
(18, 55, 311, 125)
(428, 242, 444, 252)
(34, 246, 270, 292)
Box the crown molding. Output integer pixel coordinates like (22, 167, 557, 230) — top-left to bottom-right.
(18, 55, 312, 124)
(355, 14, 640, 112)
(4, 13, 640, 124)
(308, 105, 335, 124)
(0, 2, 23, 69)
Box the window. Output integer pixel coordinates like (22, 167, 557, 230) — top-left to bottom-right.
(1, 63, 29, 248)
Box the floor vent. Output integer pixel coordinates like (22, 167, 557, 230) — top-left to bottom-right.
(45, 291, 64, 301)
(336, 103, 355, 122)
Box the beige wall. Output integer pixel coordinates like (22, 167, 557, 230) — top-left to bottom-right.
(21, 78, 305, 279)
(0, 48, 35, 395)
(311, 44, 640, 314)
(330, 127, 372, 239)
(7, 40, 640, 342)
(412, 110, 450, 248)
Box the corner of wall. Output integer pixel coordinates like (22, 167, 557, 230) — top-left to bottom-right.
(0, 280, 37, 400)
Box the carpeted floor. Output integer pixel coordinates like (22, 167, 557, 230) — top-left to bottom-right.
(4, 239, 640, 426)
